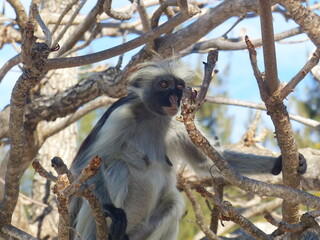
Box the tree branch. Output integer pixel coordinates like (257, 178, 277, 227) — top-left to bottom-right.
(246, 29, 303, 225)
(51, 0, 80, 36)
(0, 21, 49, 238)
(259, 0, 280, 95)
(51, 0, 87, 49)
(196, 186, 271, 240)
(180, 27, 302, 54)
(46, 10, 199, 70)
(2, 224, 38, 240)
(31, 3, 52, 47)
(0, 54, 21, 84)
(281, 48, 320, 99)
(178, 177, 220, 240)
(6, 0, 28, 31)
(180, 51, 320, 218)
(57, 0, 104, 56)
(277, 0, 320, 48)
(103, 0, 138, 20)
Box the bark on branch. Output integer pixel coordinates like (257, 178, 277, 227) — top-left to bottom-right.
(0, 21, 50, 238)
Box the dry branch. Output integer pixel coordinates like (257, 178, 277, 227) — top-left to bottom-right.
(32, 159, 58, 182)
(51, 0, 87, 49)
(178, 175, 220, 240)
(80, 186, 109, 240)
(2, 224, 38, 240)
(0, 21, 49, 238)
(277, 0, 320, 47)
(6, 0, 28, 30)
(33, 155, 106, 240)
(31, 3, 52, 47)
(51, 0, 80, 36)
(57, 0, 104, 56)
(259, 0, 279, 95)
(47, 9, 199, 69)
(180, 51, 320, 219)
(0, 54, 21, 84)
(180, 27, 302, 54)
(245, 34, 303, 224)
(104, 0, 138, 20)
(265, 212, 320, 233)
(60, 155, 102, 198)
(196, 186, 271, 240)
(54, 175, 70, 240)
(281, 48, 320, 99)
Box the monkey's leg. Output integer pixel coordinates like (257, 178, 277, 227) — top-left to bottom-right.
(128, 188, 185, 240)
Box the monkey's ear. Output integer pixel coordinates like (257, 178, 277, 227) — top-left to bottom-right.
(271, 153, 307, 175)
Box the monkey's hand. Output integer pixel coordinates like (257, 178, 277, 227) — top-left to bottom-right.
(103, 203, 128, 240)
(271, 153, 307, 175)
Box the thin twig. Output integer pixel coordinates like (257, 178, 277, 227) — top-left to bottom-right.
(32, 159, 58, 182)
(6, 0, 27, 30)
(137, 0, 151, 32)
(259, 0, 279, 95)
(206, 92, 319, 131)
(31, 4, 52, 47)
(52, 0, 87, 49)
(51, 157, 74, 183)
(177, 0, 189, 14)
(151, 0, 177, 29)
(0, 176, 56, 209)
(196, 186, 271, 240)
(60, 156, 102, 198)
(60, 22, 101, 58)
(116, 31, 128, 69)
(245, 36, 269, 102)
(0, 54, 21, 84)
(57, 0, 104, 56)
(221, 15, 245, 38)
(81, 186, 108, 240)
(54, 174, 70, 240)
(104, 0, 138, 20)
(2, 224, 38, 240)
(46, 11, 198, 70)
(178, 176, 220, 240)
(197, 49, 218, 106)
(281, 47, 320, 99)
(0, 21, 49, 238)
(181, 27, 302, 54)
(51, 0, 80, 36)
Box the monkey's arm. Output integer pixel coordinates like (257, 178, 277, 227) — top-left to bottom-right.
(169, 124, 306, 176)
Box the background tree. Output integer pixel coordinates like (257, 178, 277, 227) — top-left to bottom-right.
(0, 0, 319, 239)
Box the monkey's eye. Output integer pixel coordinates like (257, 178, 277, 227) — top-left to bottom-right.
(177, 84, 185, 90)
(159, 80, 169, 89)
(177, 81, 185, 90)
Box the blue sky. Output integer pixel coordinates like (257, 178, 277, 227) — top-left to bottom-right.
(0, 0, 317, 145)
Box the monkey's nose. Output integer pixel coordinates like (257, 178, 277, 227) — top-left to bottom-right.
(169, 95, 178, 108)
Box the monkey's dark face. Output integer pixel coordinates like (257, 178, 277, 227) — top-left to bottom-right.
(144, 75, 186, 116)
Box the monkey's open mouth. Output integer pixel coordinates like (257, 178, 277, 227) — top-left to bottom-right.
(163, 107, 178, 116)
